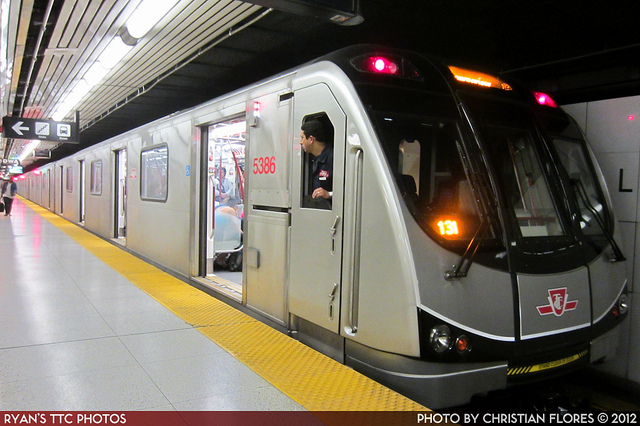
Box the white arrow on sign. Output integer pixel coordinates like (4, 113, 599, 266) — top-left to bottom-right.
(11, 121, 29, 136)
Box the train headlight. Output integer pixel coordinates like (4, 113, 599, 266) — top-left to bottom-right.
(429, 325, 452, 354)
(618, 294, 629, 316)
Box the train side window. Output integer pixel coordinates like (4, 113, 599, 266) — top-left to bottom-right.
(65, 166, 73, 192)
(140, 144, 168, 202)
(300, 113, 334, 210)
(90, 160, 102, 195)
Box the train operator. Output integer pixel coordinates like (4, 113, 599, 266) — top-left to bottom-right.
(300, 120, 333, 201)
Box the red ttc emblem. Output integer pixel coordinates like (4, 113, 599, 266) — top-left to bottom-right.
(536, 288, 578, 316)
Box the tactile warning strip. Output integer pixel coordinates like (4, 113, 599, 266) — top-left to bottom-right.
(24, 199, 428, 412)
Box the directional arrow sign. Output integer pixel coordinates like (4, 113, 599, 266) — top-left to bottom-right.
(2, 116, 79, 143)
(11, 121, 29, 136)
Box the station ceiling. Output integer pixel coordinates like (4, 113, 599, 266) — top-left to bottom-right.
(5, 0, 640, 171)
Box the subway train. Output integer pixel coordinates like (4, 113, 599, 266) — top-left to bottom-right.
(21, 45, 629, 408)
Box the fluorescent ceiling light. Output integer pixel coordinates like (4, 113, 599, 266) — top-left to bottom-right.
(99, 37, 132, 69)
(50, 0, 176, 121)
(18, 140, 41, 162)
(83, 62, 110, 86)
(126, 0, 180, 39)
(52, 37, 132, 120)
(52, 79, 92, 120)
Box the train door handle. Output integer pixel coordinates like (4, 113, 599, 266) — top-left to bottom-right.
(330, 215, 340, 236)
(328, 283, 338, 301)
(330, 216, 340, 254)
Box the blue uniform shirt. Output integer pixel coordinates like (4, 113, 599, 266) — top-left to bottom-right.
(311, 144, 333, 192)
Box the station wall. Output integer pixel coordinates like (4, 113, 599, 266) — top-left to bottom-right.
(563, 96, 640, 389)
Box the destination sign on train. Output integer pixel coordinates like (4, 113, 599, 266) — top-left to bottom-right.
(2, 116, 79, 143)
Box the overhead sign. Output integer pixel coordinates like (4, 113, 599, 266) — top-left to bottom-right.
(2, 116, 79, 143)
(243, 0, 362, 25)
(34, 149, 51, 159)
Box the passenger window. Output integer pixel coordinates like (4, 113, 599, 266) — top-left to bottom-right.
(300, 113, 334, 210)
(140, 145, 168, 202)
(65, 167, 73, 192)
(90, 160, 102, 195)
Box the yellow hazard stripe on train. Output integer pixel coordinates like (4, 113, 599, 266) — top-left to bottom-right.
(507, 350, 589, 376)
(23, 198, 428, 412)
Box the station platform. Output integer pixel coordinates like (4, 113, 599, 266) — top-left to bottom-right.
(0, 198, 427, 421)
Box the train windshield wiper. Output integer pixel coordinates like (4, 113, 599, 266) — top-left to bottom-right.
(445, 214, 492, 280)
(572, 178, 625, 262)
(444, 155, 501, 280)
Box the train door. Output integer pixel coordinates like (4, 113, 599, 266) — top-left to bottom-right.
(79, 160, 85, 224)
(114, 149, 127, 241)
(289, 84, 345, 334)
(203, 116, 246, 291)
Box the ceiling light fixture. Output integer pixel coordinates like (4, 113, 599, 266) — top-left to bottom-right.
(17, 140, 40, 163)
(126, 0, 181, 39)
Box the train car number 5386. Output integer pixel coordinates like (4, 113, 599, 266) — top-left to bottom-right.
(253, 156, 276, 174)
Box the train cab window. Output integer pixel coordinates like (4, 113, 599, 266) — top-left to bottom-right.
(504, 132, 563, 237)
(375, 113, 484, 243)
(460, 96, 569, 241)
(140, 145, 168, 202)
(488, 127, 565, 238)
(300, 113, 334, 210)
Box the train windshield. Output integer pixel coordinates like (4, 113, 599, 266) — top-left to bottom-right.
(553, 138, 607, 236)
(461, 96, 573, 240)
(373, 112, 492, 245)
(482, 124, 566, 238)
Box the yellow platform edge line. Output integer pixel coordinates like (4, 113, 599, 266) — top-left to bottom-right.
(22, 198, 429, 412)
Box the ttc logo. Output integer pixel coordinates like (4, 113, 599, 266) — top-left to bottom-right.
(536, 288, 578, 316)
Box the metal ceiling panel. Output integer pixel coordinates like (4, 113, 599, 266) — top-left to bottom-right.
(76, 1, 263, 128)
(24, 0, 264, 129)
(6, 0, 34, 116)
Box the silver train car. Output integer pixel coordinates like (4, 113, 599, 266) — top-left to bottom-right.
(23, 45, 629, 408)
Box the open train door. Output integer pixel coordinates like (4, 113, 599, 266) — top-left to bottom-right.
(289, 84, 346, 336)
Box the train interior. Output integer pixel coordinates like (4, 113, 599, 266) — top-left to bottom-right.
(205, 118, 246, 292)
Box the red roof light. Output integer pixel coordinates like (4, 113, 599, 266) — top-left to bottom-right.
(371, 57, 398, 75)
(534, 92, 558, 108)
(351, 54, 422, 80)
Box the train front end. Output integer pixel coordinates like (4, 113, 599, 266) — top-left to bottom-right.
(339, 46, 629, 407)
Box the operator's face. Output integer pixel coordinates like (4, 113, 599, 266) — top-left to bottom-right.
(300, 131, 312, 153)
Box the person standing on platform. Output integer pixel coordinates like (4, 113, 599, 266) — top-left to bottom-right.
(2, 178, 17, 216)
